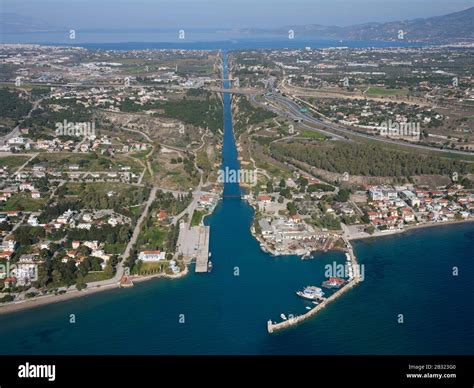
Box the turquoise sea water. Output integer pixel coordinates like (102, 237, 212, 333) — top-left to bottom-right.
(0, 51, 472, 355)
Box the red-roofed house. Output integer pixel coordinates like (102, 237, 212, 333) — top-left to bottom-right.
(257, 195, 272, 203)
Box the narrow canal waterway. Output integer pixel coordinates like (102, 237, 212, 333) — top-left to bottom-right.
(0, 52, 472, 355)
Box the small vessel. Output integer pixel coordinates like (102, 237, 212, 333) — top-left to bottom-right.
(345, 253, 351, 262)
(305, 306, 311, 310)
(296, 286, 325, 300)
(300, 252, 311, 260)
(207, 261, 213, 272)
(322, 277, 345, 289)
(312, 301, 319, 305)
(280, 313, 287, 320)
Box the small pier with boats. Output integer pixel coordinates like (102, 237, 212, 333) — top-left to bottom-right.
(267, 238, 361, 333)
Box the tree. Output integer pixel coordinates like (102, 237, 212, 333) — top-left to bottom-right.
(365, 225, 375, 235)
(266, 181, 274, 193)
(104, 264, 114, 278)
(52, 269, 62, 284)
(280, 187, 292, 199)
(76, 275, 87, 291)
(335, 188, 351, 202)
(287, 202, 297, 216)
(297, 176, 308, 188)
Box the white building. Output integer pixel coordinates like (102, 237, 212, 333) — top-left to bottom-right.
(27, 215, 39, 226)
(138, 250, 166, 262)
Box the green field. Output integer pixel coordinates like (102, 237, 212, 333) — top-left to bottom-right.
(83, 272, 113, 282)
(135, 261, 170, 275)
(104, 242, 126, 255)
(298, 129, 327, 140)
(0, 155, 30, 169)
(366, 87, 409, 96)
(191, 209, 205, 226)
(0, 194, 47, 212)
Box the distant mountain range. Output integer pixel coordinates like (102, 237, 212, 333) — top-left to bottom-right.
(0, 13, 59, 34)
(1, 7, 473, 43)
(248, 7, 474, 43)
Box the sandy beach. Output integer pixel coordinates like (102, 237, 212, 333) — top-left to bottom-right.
(0, 266, 189, 315)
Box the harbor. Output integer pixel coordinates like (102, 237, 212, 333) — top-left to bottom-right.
(267, 238, 362, 333)
(176, 223, 211, 273)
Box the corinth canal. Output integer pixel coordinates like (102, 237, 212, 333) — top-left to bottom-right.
(0, 51, 472, 355)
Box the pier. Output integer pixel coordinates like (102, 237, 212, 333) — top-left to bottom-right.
(195, 225, 210, 272)
(267, 238, 361, 333)
(177, 223, 210, 273)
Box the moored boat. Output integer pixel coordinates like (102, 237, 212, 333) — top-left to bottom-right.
(300, 252, 311, 260)
(322, 277, 345, 289)
(296, 286, 324, 300)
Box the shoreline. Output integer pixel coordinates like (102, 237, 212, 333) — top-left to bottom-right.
(347, 218, 474, 242)
(0, 265, 189, 316)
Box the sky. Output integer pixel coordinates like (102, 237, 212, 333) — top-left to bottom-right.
(1, 0, 473, 30)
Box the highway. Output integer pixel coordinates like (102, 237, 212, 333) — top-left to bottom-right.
(249, 94, 346, 141)
(251, 92, 474, 158)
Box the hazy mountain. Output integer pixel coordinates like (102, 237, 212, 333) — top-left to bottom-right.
(271, 7, 474, 42)
(0, 7, 472, 43)
(339, 6, 473, 42)
(0, 13, 62, 34)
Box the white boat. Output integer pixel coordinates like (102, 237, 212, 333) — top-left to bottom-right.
(300, 252, 311, 260)
(305, 306, 311, 310)
(280, 313, 287, 320)
(296, 286, 325, 300)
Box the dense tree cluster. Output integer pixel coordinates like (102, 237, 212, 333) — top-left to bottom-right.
(67, 225, 131, 245)
(120, 93, 223, 133)
(0, 89, 32, 121)
(271, 141, 472, 177)
(233, 96, 277, 136)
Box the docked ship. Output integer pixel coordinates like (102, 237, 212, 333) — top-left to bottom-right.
(296, 286, 324, 300)
(207, 261, 213, 272)
(322, 277, 345, 289)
